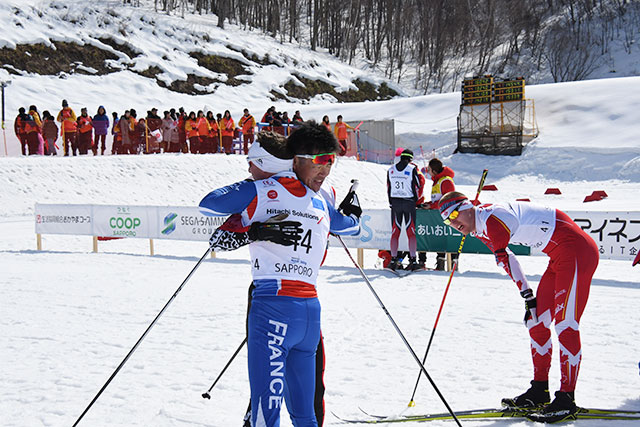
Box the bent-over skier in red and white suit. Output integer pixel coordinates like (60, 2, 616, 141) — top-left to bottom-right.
(438, 191, 599, 423)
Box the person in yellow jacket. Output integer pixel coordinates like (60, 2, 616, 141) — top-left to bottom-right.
(56, 99, 77, 156)
(333, 115, 353, 156)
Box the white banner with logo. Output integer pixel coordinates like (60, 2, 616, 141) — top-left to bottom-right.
(35, 204, 93, 235)
(566, 210, 640, 262)
(92, 205, 156, 238)
(156, 206, 228, 241)
(330, 209, 409, 251)
(34, 204, 640, 261)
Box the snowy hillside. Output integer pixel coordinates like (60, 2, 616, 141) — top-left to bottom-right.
(0, 0, 399, 125)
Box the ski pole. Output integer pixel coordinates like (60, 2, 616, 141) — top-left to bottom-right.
(336, 236, 462, 427)
(202, 337, 247, 399)
(408, 169, 488, 407)
(73, 247, 212, 426)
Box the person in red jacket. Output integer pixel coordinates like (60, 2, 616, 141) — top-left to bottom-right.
(207, 111, 220, 153)
(76, 107, 93, 155)
(238, 108, 256, 154)
(333, 115, 353, 156)
(14, 107, 28, 155)
(422, 157, 456, 270)
(177, 107, 188, 153)
(57, 99, 77, 156)
(111, 112, 122, 155)
(24, 105, 43, 156)
(220, 110, 235, 154)
(439, 191, 599, 422)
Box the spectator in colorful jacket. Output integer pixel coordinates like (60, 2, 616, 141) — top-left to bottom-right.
(177, 107, 188, 153)
(129, 109, 142, 153)
(292, 110, 303, 125)
(111, 112, 121, 155)
(184, 111, 198, 154)
(281, 111, 291, 135)
(261, 106, 275, 124)
(93, 106, 110, 155)
(119, 110, 135, 154)
(220, 110, 235, 154)
(24, 105, 43, 156)
(196, 111, 212, 154)
(56, 99, 77, 156)
(76, 108, 93, 155)
(14, 107, 28, 155)
(162, 111, 178, 153)
(41, 111, 58, 156)
(333, 115, 353, 156)
(321, 115, 331, 132)
(238, 108, 256, 154)
(207, 111, 222, 153)
(422, 158, 456, 270)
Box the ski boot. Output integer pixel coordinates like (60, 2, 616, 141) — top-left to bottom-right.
(417, 252, 427, 269)
(407, 256, 422, 271)
(388, 257, 399, 271)
(501, 380, 550, 410)
(527, 391, 578, 423)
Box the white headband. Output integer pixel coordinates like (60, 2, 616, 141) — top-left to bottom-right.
(247, 142, 293, 174)
(439, 198, 474, 221)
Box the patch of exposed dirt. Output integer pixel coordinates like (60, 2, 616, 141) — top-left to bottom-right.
(135, 66, 163, 80)
(157, 74, 219, 95)
(97, 37, 141, 59)
(190, 52, 249, 80)
(0, 42, 119, 75)
(283, 75, 397, 102)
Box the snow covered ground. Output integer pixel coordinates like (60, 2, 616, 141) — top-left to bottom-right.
(1, 211, 639, 427)
(1, 82, 640, 425)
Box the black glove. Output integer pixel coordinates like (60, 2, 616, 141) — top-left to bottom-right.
(339, 191, 362, 218)
(520, 288, 538, 324)
(209, 229, 250, 251)
(248, 220, 303, 246)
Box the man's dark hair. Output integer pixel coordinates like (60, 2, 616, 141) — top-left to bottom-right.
(18, 107, 25, 114)
(428, 158, 444, 174)
(287, 120, 339, 155)
(256, 130, 293, 159)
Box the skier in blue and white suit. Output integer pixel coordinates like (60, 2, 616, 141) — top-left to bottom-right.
(200, 121, 361, 427)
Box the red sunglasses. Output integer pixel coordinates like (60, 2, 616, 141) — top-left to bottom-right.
(297, 152, 336, 165)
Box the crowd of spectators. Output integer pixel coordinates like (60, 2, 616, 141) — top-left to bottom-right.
(13, 101, 355, 157)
